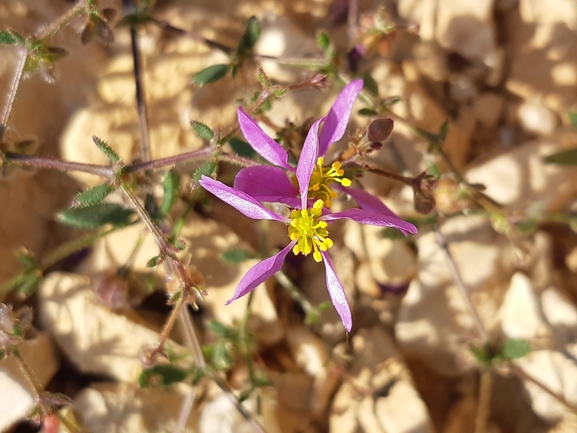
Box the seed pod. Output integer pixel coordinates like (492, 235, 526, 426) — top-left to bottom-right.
(367, 118, 394, 142)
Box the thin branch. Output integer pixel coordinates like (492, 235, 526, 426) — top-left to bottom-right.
(125, 0, 152, 162)
(3, 152, 113, 177)
(124, 147, 214, 173)
(347, 0, 359, 46)
(35, 1, 86, 40)
(434, 228, 489, 342)
(475, 370, 492, 433)
(0, 48, 27, 143)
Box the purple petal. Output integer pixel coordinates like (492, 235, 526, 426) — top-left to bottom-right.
(226, 242, 295, 304)
(321, 251, 352, 332)
(199, 175, 287, 222)
(234, 166, 299, 204)
(322, 208, 418, 235)
(296, 118, 324, 208)
(337, 186, 398, 219)
(238, 107, 292, 170)
(319, 79, 363, 156)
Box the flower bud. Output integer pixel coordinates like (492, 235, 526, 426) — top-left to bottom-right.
(367, 118, 394, 142)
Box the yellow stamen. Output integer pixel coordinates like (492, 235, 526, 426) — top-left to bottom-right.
(288, 199, 333, 263)
(308, 157, 352, 207)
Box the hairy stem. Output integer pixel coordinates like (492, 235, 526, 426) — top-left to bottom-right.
(0, 48, 27, 143)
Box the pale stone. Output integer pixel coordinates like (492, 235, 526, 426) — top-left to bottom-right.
(518, 101, 559, 135)
(466, 138, 577, 212)
(0, 333, 58, 432)
(285, 325, 328, 377)
(74, 382, 200, 433)
(38, 272, 186, 382)
(499, 272, 548, 340)
(507, 0, 577, 115)
(330, 327, 434, 433)
(474, 92, 505, 128)
(78, 214, 283, 344)
(396, 216, 516, 374)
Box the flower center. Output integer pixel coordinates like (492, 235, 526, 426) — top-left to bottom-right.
(309, 157, 352, 207)
(288, 199, 334, 262)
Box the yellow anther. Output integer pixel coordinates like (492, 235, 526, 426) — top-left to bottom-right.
(308, 157, 351, 207)
(288, 199, 333, 262)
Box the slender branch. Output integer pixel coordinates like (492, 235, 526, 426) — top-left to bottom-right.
(218, 152, 261, 168)
(360, 162, 414, 185)
(510, 363, 577, 416)
(347, 0, 359, 46)
(434, 228, 489, 342)
(0, 48, 27, 142)
(35, 1, 86, 40)
(125, 0, 152, 162)
(475, 370, 492, 433)
(124, 147, 214, 173)
(275, 270, 314, 316)
(3, 152, 113, 177)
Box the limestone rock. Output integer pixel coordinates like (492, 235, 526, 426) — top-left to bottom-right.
(38, 272, 185, 382)
(330, 326, 434, 433)
(518, 101, 559, 136)
(0, 333, 58, 432)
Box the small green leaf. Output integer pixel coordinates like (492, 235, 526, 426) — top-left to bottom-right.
(92, 135, 120, 162)
(501, 338, 530, 360)
(73, 184, 114, 208)
(192, 161, 217, 184)
(160, 170, 181, 216)
(568, 111, 577, 128)
(207, 320, 236, 339)
(438, 120, 449, 141)
(362, 73, 379, 96)
(192, 64, 229, 86)
(138, 364, 188, 388)
(221, 249, 250, 263)
(18, 274, 42, 296)
(317, 31, 330, 52)
(146, 255, 162, 268)
(426, 162, 440, 177)
(358, 108, 378, 117)
(190, 121, 214, 141)
(544, 148, 577, 166)
(237, 16, 261, 53)
(57, 203, 133, 229)
(16, 252, 37, 270)
(211, 340, 234, 371)
(469, 344, 493, 367)
(0, 31, 18, 45)
(381, 228, 407, 240)
(229, 138, 255, 158)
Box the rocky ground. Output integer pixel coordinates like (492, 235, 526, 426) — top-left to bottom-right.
(2, 0, 577, 432)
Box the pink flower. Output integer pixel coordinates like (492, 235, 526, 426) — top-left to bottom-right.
(233, 79, 407, 229)
(199, 116, 417, 332)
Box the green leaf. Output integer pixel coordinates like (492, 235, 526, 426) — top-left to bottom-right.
(18, 274, 42, 296)
(138, 364, 188, 388)
(237, 16, 261, 53)
(16, 252, 37, 270)
(190, 121, 214, 141)
(469, 344, 493, 367)
(362, 73, 379, 96)
(92, 135, 120, 163)
(381, 228, 407, 240)
(501, 338, 530, 360)
(229, 138, 255, 158)
(207, 320, 237, 339)
(358, 108, 378, 117)
(211, 340, 234, 371)
(317, 31, 330, 52)
(160, 170, 181, 216)
(57, 203, 133, 229)
(192, 161, 217, 184)
(0, 31, 18, 45)
(192, 64, 229, 86)
(426, 162, 440, 177)
(221, 249, 250, 263)
(569, 111, 577, 128)
(544, 148, 577, 166)
(146, 255, 162, 268)
(73, 184, 114, 208)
